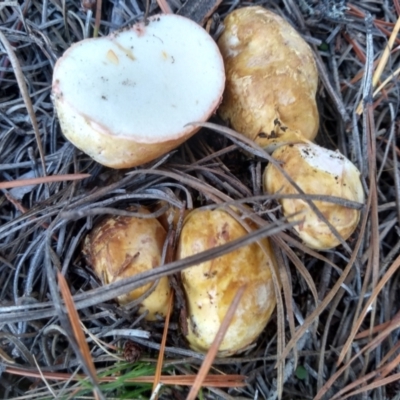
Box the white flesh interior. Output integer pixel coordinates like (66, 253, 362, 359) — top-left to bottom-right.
(54, 15, 225, 143)
(298, 143, 349, 176)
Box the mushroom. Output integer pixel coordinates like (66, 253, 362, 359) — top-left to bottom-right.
(52, 14, 225, 168)
(217, 6, 319, 151)
(83, 212, 171, 320)
(264, 143, 365, 250)
(177, 208, 277, 356)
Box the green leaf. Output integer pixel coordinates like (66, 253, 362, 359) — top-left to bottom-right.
(319, 42, 329, 51)
(295, 365, 308, 380)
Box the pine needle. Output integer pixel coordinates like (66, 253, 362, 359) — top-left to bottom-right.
(57, 271, 100, 399)
(0, 31, 47, 175)
(93, 0, 102, 37)
(33, 355, 57, 398)
(156, 0, 172, 14)
(151, 291, 174, 399)
(0, 174, 90, 189)
(371, 14, 400, 88)
(338, 253, 400, 364)
(186, 285, 246, 400)
(4, 366, 246, 387)
(356, 13, 400, 114)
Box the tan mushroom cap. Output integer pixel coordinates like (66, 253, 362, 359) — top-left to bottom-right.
(83, 213, 171, 320)
(177, 208, 277, 356)
(217, 6, 319, 150)
(264, 143, 365, 250)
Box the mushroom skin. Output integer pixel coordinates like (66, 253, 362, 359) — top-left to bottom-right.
(264, 143, 365, 250)
(83, 213, 171, 320)
(53, 99, 202, 169)
(177, 208, 277, 357)
(217, 6, 319, 151)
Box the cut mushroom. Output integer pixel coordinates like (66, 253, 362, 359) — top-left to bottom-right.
(52, 14, 225, 168)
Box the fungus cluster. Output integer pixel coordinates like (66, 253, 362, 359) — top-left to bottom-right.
(217, 6, 364, 251)
(55, 6, 364, 355)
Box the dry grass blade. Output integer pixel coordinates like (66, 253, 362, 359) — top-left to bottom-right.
(4, 366, 246, 387)
(151, 291, 174, 399)
(372, 65, 400, 100)
(57, 271, 100, 399)
(0, 31, 46, 175)
(0, 173, 90, 189)
(0, 347, 15, 364)
(32, 356, 57, 398)
(186, 285, 246, 400)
